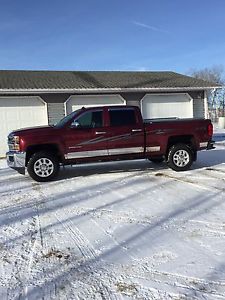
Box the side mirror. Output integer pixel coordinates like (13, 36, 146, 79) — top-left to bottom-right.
(71, 121, 80, 128)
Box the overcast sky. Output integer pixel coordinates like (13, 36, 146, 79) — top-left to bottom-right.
(0, 0, 225, 74)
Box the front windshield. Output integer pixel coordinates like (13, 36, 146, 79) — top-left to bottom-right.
(54, 109, 81, 128)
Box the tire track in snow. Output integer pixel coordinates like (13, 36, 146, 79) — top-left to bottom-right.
(153, 171, 225, 193)
(52, 210, 122, 300)
(4, 215, 40, 300)
(112, 263, 225, 299)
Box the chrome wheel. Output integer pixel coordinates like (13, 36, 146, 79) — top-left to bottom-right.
(33, 158, 54, 177)
(173, 149, 190, 167)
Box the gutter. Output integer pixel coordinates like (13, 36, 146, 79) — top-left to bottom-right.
(0, 86, 221, 94)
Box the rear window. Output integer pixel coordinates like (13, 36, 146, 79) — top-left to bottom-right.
(109, 109, 136, 126)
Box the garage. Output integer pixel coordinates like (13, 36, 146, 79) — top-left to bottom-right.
(0, 96, 48, 157)
(65, 95, 126, 114)
(141, 93, 193, 119)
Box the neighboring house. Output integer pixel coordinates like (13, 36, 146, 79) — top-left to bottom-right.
(0, 70, 220, 157)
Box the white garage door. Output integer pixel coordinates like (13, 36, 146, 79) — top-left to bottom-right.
(0, 96, 48, 157)
(65, 95, 126, 114)
(141, 93, 193, 119)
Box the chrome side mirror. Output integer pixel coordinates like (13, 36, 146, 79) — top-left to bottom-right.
(71, 121, 80, 128)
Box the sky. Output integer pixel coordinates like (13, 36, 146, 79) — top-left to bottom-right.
(0, 0, 225, 74)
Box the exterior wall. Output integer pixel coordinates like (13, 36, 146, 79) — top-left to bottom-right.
(193, 98, 205, 119)
(47, 103, 65, 124)
(0, 90, 206, 124)
(121, 92, 145, 108)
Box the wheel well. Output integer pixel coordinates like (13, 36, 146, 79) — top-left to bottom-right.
(166, 135, 196, 158)
(26, 144, 62, 166)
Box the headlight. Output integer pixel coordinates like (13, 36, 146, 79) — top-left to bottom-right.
(8, 135, 20, 151)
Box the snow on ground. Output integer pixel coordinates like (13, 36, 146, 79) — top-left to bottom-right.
(0, 129, 225, 300)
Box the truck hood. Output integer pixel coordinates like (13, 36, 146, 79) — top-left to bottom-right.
(10, 125, 56, 136)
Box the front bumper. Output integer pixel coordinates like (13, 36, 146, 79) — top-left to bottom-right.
(6, 151, 26, 174)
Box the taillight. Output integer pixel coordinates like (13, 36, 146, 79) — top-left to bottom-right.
(207, 123, 213, 137)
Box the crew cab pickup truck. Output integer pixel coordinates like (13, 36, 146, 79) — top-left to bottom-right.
(6, 106, 214, 182)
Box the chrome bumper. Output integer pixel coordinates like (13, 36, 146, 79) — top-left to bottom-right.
(6, 151, 26, 174)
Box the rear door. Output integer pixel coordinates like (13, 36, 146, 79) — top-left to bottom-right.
(64, 108, 108, 160)
(107, 107, 145, 157)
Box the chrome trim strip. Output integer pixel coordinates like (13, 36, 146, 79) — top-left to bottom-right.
(132, 129, 142, 132)
(108, 147, 144, 155)
(146, 146, 161, 152)
(65, 147, 144, 159)
(200, 142, 208, 148)
(95, 131, 106, 135)
(65, 150, 108, 159)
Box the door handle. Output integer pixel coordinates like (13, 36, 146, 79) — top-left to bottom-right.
(95, 131, 106, 135)
(155, 130, 165, 135)
(132, 129, 142, 132)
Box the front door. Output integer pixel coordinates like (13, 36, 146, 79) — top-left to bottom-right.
(64, 108, 108, 160)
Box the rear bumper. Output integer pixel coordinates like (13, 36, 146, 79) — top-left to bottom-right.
(207, 140, 215, 150)
(6, 151, 26, 174)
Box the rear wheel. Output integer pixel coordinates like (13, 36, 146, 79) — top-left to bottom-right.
(27, 151, 59, 182)
(167, 143, 193, 171)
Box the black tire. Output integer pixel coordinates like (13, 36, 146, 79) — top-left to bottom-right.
(27, 151, 59, 182)
(167, 143, 193, 171)
(148, 156, 164, 163)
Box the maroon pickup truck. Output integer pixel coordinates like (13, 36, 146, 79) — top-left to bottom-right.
(6, 106, 214, 182)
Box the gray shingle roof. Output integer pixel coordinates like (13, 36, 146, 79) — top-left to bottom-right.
(0, 70, 220, 91)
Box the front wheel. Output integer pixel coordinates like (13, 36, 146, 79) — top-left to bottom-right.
(27, 151, 59, 182)
(167, 144, 193, 171)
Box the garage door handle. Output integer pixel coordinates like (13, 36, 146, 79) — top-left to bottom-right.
(132, 129, 142, 132)
(95, 131, 106, 135)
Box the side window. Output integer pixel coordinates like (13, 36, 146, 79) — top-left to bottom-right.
(109, 109, 136, 127)
(71, 110, 103, 128)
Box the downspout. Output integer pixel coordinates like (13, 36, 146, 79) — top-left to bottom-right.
(204, 90, 210, 119)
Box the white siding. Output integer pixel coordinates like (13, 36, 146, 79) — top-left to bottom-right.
(193, 99, 205, 119)
(47, 103, 65, 125)
(126, 100, 140, 107)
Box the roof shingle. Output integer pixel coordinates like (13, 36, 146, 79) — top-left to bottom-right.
(0, 70, 220, 91)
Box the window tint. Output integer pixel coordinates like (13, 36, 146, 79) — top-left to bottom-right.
(72, 110, 103, 128)
(109, 109, 136, 126)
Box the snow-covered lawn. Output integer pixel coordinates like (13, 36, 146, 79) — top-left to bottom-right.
(1, 129, 225, 299)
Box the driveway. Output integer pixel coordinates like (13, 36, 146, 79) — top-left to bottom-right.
(0, 138, 225, 299)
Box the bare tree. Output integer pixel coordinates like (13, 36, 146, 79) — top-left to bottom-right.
(189, 65, 224, 85)
(188, 65, 225, 119)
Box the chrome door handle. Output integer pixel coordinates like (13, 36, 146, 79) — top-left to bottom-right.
(155, 130, 165, 135)
(95, 131, 106, 135)
(132, 129, 142, 132)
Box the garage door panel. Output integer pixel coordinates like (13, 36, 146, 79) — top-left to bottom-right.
(0, 97, 48, 157)
(141, 94, 193, 119)
(66, 95, 125, 114)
